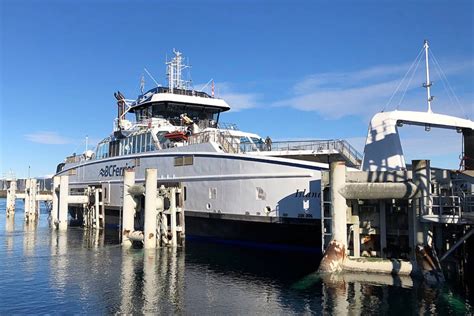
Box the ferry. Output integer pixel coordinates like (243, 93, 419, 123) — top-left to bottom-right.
(52, 43, 474, 255)
(54, 49, 362, 252)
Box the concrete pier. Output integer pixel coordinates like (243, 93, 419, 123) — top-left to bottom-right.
(316, 157, 472, 283)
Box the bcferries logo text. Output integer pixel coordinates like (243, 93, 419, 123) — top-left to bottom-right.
(99, 164, 134, 177)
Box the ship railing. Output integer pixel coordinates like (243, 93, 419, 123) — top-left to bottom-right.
(188, 130, 239, 154)
(241, 139, 363, 167)
(217, 122, 239, 130)
(428, 195, 462, 217)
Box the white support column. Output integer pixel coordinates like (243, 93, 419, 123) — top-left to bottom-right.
(122, 170, 136, 246)
(318, 161, 347, 273)
(51, 177, 60, 227)
(24, 179, 31, 221)
(170, 187, 177, 247)
(331, 161, 347, 247)
(94, 188, 100, 229)
(353, 215, 360, 258)
(6, 180, 17, 216)
(58, 175, 69, 231)
(380, 201, 387, 258)
(30, 178, 38, 219)
(144, 169, 157, 249)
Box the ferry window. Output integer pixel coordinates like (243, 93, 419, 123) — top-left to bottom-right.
(109, 140, 120, 157)
(174, 157, 184, 166)
(145, 133, 152, 151)
(183, 156, 194, 165)
(140, 134, 146, 153)
(125, 138, 131, 155)
(119, 138, 125, 155)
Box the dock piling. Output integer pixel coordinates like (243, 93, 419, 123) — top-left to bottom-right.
(51, 177, 60, 227)
(122, 169, 136, 246)
(6, 180, 16, 217)
(318, 161, 347, 273)
(170, 187, 177, 247)
(58, 175, 69, 231)
(144, 168, 157, 249)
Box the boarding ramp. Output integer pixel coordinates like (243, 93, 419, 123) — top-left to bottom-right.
(244, 139, 363, 168)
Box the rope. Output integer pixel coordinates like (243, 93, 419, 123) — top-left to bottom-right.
(383, 47, 424, 112)
(397, 50, 423, 110)
(430, 50, 470, 119)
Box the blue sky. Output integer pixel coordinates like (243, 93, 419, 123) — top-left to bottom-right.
(1, 0, 473, 177)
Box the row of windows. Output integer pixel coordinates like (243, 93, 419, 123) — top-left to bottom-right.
(134, 102, 220, 125)
(96, 133, 156, 159)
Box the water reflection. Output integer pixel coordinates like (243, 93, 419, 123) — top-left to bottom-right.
(5, 215, 15, 254)
(0, 200, 472, 314)
(50, 229, 68, 297)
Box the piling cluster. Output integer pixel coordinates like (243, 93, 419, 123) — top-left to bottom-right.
(122, 168, 185, 248)
(5, 177, 52, 221)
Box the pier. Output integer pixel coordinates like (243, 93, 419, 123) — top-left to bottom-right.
(318, 160, 474, 282)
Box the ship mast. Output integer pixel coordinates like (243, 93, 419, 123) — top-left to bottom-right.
(423, 40, 434, 113)
(166, 49, 191, 93)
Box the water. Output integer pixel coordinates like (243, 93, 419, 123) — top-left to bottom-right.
(0, 199, 472, 314)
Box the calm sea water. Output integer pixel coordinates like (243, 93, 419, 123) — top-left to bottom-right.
(0, 198, 472, 314)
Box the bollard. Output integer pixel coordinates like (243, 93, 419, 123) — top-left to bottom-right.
(318, 161, 347, 273)
(143, 169, 157, 249)
(58, 175, 69, 230)
(51, 177, 60, 227)
(170, 187, 177, 247)
(6, 180, 17, 216)
(122, 169, 136, 246)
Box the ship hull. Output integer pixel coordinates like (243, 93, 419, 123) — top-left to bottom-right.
(60, 143, 326, 252)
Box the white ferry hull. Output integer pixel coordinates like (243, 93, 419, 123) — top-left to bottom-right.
(57, 143, 325, 252)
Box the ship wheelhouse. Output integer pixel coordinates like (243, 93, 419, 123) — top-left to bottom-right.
(130, 87, 230, 129)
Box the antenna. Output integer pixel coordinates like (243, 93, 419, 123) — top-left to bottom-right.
(144, 67, 160, 88)
(140, 74, 145, 94)
(166, 49, 191, 93)
(423, 40, 434, 113)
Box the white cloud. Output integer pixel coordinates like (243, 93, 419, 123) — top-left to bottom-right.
(218, 82, 261, 111)
(275, 59, 474, 119)
(197, 81, 260, 112)
(25, 131, 72, 145)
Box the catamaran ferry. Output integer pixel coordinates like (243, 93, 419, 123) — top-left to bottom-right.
(54, 50, 362, 251)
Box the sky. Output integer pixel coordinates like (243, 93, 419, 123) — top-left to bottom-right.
(1, 0, 473, 177)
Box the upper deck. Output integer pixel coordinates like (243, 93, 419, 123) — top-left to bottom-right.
(130, 87, 231, 113)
